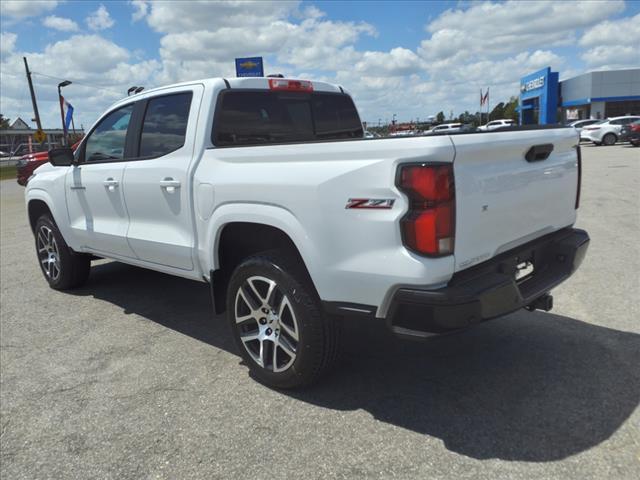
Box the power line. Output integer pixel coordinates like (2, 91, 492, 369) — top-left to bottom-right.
(31, 72, 124, 96)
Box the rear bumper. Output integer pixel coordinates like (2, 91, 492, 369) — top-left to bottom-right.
(386, 228, 589, 338)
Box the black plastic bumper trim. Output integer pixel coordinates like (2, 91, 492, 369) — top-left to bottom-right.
(323, 301, 377, 317)
(386, 228, 589, 338)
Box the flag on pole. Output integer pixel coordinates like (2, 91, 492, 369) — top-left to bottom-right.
(481, 88, 489, 106)
(60, 96, 74, 133)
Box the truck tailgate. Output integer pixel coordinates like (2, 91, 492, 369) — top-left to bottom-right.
(451, 128, 579, 272)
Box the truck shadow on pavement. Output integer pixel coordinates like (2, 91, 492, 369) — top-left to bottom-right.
(75, 261, 640, 462)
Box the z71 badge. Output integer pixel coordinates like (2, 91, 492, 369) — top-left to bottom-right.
(345, 198, 395, 209)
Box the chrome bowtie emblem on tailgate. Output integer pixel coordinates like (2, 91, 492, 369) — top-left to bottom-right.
(345, 198, 395, 209)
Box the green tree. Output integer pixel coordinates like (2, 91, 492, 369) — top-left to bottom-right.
(436, 111, 445, 123)
(503, 97, 519, 122)
(0, 114, 10, 129)
(489, 102, 505, 121)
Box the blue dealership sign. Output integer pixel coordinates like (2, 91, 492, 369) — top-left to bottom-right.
(519, 67, 559, 125)
(235, 57, 264, 77)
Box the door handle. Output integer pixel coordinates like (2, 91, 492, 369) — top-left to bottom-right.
(103, 178, 119, 192)
(160, 178, 181, 193)
(525, 144, 554, 162)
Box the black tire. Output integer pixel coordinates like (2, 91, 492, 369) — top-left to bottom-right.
(226, 250, 340, 389)
(35, 214, 90, 290)
(593, 141, 601, 146)
(602, 133, 617, 146)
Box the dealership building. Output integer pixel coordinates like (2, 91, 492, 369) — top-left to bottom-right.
(519, 67, 640, 125)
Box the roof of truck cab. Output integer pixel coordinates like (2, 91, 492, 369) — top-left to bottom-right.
(111, 77, 344, 109)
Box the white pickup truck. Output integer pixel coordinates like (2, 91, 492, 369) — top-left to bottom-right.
(26, 77, 589, 388)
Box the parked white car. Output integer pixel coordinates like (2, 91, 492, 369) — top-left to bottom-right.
(425, 123, 461, 134)
(580, 116, 640, 145)
(25, 76, 589, 388)
(568, 119, 599, 136)
(477, 119, 516, 131)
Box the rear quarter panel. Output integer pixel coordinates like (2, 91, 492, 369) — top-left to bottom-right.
(195, 136, 457, 315)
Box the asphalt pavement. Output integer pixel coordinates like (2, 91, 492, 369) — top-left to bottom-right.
(1, 144, 639, 479)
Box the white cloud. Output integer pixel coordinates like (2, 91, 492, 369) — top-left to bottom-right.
(130, 0, 148, 22)
(355, 48, 421, 76)
(42, 15, 79, 32)
(86, 4, 115, 31)
(420, 0, 624, 59)
(581, 46, 640, 70)
(579, 13, 640, 47)
(146, 1, 376, 84)
(577, 14, 640, 70)
(278, 17, 376, 71)
(0, 0, 57, 18)
(0, 32, 17, 56)
(144, 0, 298, 33)
(0, 34, 160, 128)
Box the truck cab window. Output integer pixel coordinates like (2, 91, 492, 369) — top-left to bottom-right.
(139, 92, 193, 158)
(84, 104, 134, 162)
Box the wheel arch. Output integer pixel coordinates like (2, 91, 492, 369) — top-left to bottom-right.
(28, 198, 54, 233)
(208, 216, 320, 315)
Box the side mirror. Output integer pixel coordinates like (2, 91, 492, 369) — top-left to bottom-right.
(48, 147, 75, 167)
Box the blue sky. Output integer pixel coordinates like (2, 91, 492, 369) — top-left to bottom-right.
(1, 0, 639, 129)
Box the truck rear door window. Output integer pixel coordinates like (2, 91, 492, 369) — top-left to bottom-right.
(139, 92, 193, 158)
(213, 91, 362, 146)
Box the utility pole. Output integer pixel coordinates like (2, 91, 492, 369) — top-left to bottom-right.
(23, 57, 43, 133)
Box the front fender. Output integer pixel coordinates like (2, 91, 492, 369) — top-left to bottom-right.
(25, 188, 76, 247)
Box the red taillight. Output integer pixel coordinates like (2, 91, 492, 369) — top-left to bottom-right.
(397, 164, 455, 256)
(268, 79, 313, 92)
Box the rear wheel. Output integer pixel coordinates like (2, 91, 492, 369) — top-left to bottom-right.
(602, 133, 617, 146)
(227, 250, 340, 388)
(35, 215, 90, 290)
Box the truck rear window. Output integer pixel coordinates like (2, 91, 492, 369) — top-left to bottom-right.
(212, 90, 363, 146)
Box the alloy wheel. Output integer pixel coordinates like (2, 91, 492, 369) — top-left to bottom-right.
(234, 275, 300, 372)
(37, 225, 61, 281)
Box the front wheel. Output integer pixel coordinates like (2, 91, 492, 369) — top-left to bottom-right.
(35, 214, 90, 290)
(602, 133, 617, 146)
(226, 250, 340, 388)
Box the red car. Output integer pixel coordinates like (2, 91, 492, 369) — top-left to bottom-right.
(16, 141, 80, 186)
(620, 119, 640, 147)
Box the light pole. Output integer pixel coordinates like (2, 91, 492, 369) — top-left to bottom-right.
(57, 80, 72, 146)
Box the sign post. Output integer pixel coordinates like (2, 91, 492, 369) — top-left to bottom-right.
(23, 57, 44, 143)
(235, 57, 264, 77)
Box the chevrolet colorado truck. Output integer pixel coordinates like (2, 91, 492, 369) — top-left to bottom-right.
(25, 77, 589, 388)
